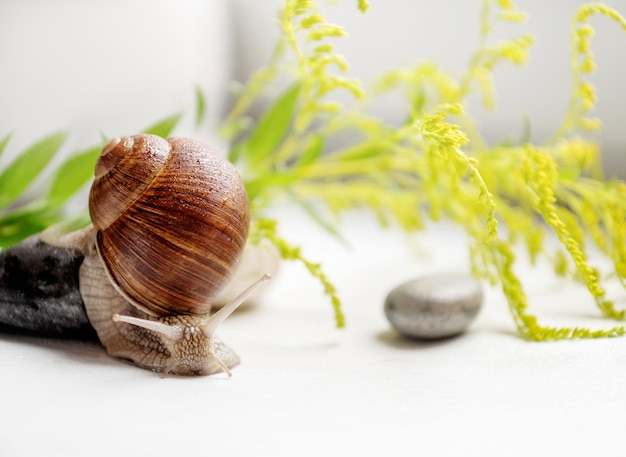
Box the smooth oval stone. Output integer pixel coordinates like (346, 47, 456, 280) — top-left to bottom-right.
(384, 274, 483, 340)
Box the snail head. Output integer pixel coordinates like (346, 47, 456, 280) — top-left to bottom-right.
(112, 274, 271, 376)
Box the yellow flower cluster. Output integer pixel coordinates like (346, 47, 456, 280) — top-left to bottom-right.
(552, 4, 626, 140)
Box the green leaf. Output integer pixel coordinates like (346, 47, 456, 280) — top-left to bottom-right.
(0, 133, 12, 161)
(47, 145, 102, 204)
(331, 142, 386, 161)
(228, 141, 245, 164)
(0, 132, 67, 208)
(243, 83, 301, 165)
(297, 133, 324, 166)
(227, 117, 254, 163)
(245, 171, 303, 201)
(143, 113, 182, 138)
(62, 211, 92, 232)
(195, 86, 207, 127)
(0, 200, 62, 248)
(290, 191, 347, 243)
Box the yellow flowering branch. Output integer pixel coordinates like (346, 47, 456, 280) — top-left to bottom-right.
(551, 4, 626, 141)
(225, 0, 626, 338)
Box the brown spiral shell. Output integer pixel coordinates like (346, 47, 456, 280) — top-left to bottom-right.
(88, 134, 250, 316)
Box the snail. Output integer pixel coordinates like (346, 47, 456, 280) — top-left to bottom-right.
(0, 134, 269, 376)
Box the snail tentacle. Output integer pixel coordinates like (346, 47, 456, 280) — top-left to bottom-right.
(202, 273, 272, 337)
(210, 349, 233, 378)
(112, 314, 184, 341)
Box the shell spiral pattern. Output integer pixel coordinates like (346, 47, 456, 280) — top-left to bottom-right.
(88, 134, 250, 317)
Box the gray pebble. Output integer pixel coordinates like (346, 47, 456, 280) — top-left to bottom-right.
(384, 274, 483, 340)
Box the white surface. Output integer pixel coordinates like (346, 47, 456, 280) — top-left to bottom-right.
(2, 209, 626, 456)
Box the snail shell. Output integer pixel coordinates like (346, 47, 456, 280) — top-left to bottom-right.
(78, 134, 257, 376)
(13, 133, 269, 376)
(89, 134, 249, 316)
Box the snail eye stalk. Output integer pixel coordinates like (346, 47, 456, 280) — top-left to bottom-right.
(112, 314, 184, 342)
(202, 273, 272, 337)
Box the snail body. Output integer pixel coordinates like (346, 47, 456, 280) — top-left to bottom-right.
(0, 134, 268, 376)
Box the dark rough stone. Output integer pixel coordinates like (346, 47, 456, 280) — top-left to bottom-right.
(0, 236, 95, 338)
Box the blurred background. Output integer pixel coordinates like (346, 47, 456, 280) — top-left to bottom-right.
(1, 0, 625, 174)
